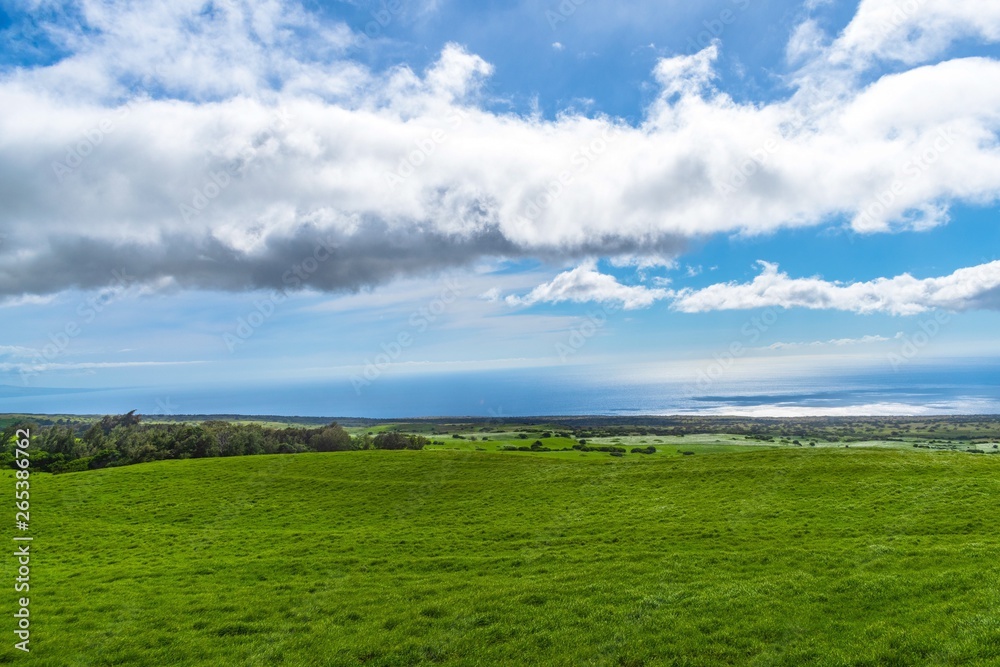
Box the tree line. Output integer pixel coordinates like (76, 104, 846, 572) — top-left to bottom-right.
(0, 412, 427, 473)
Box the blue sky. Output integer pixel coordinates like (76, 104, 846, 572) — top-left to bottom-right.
(1, 0, 1000, 416)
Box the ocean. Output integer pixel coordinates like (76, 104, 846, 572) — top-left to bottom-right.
(3, 361, 1000, 418)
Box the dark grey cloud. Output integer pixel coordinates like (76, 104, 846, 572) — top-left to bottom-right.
(0, 220, 687, 297)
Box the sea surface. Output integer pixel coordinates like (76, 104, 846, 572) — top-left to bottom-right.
(3, 362, 1000, 418)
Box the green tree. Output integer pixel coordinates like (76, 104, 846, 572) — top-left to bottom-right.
(311, 424, 355, 452)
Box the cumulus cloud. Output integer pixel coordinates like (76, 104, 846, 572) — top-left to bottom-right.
(504, 263, 670, 310)
(2, 0, 1000, 298)
(653, 42, 719, 98)
(506, 259, 1000, 315)
(672, 260, 1000, 315)
(827, 0, 1000, 68)
(608, 255, 678, 270)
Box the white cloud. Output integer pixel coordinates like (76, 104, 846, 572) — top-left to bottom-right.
(16, 0, 357, 102)
(786, 19, 827, 64)
(505, 263, 670, 310)
(0, 345, 39, 358)
(1, 360, 206, 373)
(478, 287, 501, 302)
(608, 255, 678, 270)
(423, 43, 494, 100)
(672, 260, 1000, 315)
(828, 334, 900, 345)
(693, 402, 957, 417)
(2, 0, 1000, 297)
(506, 259, 1000, 315)
(0, 295, 58, 308)
(828, 0, 1000, 68)
(767, 333, 901, 350)
(653, 41, 719, 98)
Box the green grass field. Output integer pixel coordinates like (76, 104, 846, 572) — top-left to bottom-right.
(8, 447, 1000, 666)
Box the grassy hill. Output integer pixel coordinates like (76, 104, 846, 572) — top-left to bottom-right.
(9, 447, 1000, 666)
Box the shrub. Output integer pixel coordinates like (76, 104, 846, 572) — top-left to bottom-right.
(90, 448, 121, 469)
(310, 424, 355, 452)
(52, 457, 92, 474)
(373, 432, 410, 450)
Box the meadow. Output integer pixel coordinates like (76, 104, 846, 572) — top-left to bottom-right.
(6, 443, 1000, 666)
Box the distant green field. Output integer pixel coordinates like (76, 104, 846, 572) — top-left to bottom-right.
(421, 434, 783, 459)
(7, 446, 1000, 665)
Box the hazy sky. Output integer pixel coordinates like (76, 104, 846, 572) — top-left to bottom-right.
(2, 0, 1000, 413)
